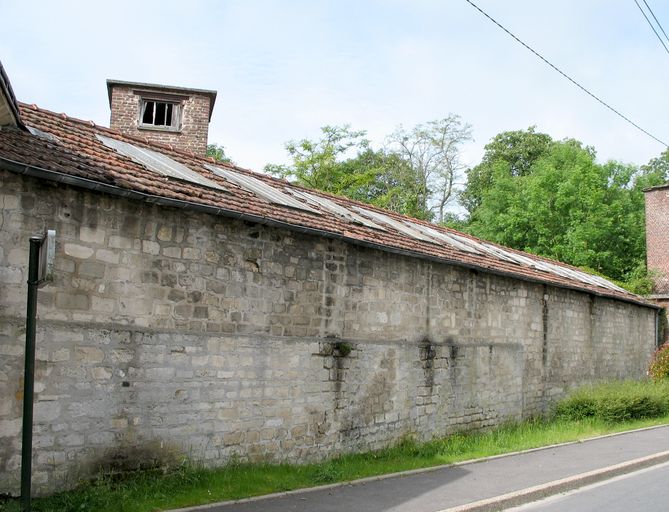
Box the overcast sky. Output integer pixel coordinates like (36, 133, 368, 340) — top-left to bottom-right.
(2, 0, 668, 179)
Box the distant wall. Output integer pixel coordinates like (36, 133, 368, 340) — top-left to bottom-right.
(0, 169, 657, 495)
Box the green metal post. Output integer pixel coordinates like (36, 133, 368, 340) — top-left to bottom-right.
(20, 236, 42, 512)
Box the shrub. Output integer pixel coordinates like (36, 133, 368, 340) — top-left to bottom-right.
(313, 463, 343, 483)
(334, 342, 352, 357)
(649, 343, 669, 382)
(555, 380, 669, 422)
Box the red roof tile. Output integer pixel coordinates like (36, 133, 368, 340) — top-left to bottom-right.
(0, 102, 655, 308)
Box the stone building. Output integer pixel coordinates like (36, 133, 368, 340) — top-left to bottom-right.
(0, 62, 660, 495)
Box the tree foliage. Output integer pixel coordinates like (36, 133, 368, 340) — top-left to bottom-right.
(386, 116, 472, 222)
(460, 127, 553, 216)
(206, 143, 233, 164)
(463, 132, 650, 282)
(638, 147, 669, 189)
(266, 120, 665, 291)
(265, 125, 373, 194)
(266, 117, 471, 221)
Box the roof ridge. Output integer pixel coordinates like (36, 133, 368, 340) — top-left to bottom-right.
(19, 101, 125, 136)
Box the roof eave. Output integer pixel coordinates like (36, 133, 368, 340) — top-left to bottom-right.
(0, 61, 26, 130)
(643, 183, 669, 193)
(106, 79, 217, 120)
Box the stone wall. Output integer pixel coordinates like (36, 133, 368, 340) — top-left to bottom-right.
(0, 170, 657, 494)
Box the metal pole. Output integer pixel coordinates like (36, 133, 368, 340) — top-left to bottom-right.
(20, 236, 42, 512)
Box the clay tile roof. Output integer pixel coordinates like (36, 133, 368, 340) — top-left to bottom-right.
(0, 102, 656, 308)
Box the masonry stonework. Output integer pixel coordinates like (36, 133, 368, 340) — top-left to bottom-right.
(0, 170, 657, 495)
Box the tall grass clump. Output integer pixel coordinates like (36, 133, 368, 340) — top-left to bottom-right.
(555, 380, 669, 422)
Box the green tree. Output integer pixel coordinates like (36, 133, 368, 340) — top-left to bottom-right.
(338, 148, 431, 219)
(266, 121, 472, 220)
(467, 139, 646, 282)
(638, 148, 669, 189)
(206, 143, 233, 164)
(265, 125, 432, 219)
(460, 127, 553, 216)
(265, 125, 372, 194)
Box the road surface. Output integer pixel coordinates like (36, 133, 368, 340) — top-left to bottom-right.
(504, 461, 669, 512)
(177, 426, 669, 512)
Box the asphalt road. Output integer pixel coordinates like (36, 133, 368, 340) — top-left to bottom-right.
(504, 461, 669, 512)
(185, 426, 669, 512)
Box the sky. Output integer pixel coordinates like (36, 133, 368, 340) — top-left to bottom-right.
(2, 0, 669, 188)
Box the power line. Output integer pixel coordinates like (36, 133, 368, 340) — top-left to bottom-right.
(463, 0, 668, 147)
(634, 0, 669, 55)
(642, 0, 669, 44)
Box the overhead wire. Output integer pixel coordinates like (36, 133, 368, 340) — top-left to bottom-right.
(634, 0, 669, 55)
(463, 0, 667, 147)
(642, 0, 669, 45)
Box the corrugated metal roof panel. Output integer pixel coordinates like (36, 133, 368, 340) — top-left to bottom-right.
(351, 206, 435, 242)
(482, 244, 552, 271)
(97, 134, 226, 191)
(287, 189, 385, 230)
(444, 232, 511, 260)
(205, 164, 318, 213)
(404, 221, 482, 254)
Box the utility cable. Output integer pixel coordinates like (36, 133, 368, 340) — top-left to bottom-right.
(634, 0, 669, 55)
(463, 0, 667, 147)
(642, 0, 669, 45)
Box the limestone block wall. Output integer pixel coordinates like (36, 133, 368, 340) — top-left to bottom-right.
(0, 169, 657, 494)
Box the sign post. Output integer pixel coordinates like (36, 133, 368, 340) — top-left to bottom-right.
(20, 230, 55, 512)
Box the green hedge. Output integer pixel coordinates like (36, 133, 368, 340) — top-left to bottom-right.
(555, 380, 669, 422)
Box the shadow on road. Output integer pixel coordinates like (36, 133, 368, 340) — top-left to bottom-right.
(212, 464, 470, 512)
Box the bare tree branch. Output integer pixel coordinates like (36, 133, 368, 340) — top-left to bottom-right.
(387, 115, 472, 222)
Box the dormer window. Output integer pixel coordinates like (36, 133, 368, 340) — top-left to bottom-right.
(108, 79, 217, 154)
(139, 99, 181, 130)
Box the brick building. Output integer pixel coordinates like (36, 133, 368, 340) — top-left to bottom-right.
(0, 62, 660, 495)
(107, 79, 216, 156)
(645, 185, 669, 311)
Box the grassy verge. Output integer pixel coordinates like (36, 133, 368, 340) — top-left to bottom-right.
(2, 381, 669, 512)
(555, 379, 669, 421)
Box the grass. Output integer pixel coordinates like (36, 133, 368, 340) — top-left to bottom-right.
(3, 381, 669, 512)
(555, 380, 669, 422)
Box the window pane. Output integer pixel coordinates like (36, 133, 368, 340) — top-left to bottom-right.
(141, 101, 155, 124)
(166, 103, 173, 126)
(155, 102, 167, 126)
(141, 100, 178, 127)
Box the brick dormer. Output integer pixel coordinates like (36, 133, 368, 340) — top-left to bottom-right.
(107, 79, 217, 156)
